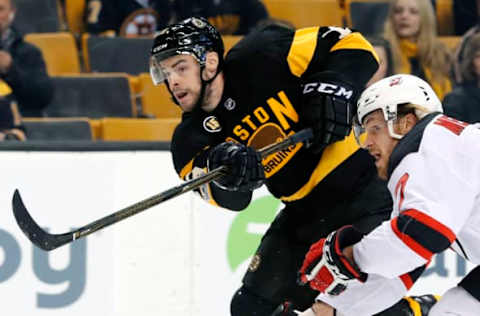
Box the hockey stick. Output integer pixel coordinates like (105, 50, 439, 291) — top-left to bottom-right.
(12, 128, 313, 251)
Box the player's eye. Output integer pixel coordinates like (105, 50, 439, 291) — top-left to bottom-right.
(367, 124, 381, 134)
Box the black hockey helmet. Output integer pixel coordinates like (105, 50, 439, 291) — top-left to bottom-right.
(150, 17, 225, 85)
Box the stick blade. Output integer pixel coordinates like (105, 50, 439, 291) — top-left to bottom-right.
(12, 189, 72, 251)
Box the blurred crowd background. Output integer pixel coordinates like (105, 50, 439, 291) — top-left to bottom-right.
(0, 0, 479, 143)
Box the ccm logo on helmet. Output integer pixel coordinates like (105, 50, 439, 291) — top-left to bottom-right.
(152, 44, 168, 53)
(303, 82, 353, 100)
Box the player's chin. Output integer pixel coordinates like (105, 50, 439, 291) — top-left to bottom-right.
(179, 95, 200, 112)
(178, 99, 196, 112)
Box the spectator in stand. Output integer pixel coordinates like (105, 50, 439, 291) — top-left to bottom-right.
(383, 0, 453, 100)
(173, 0, 269, 35)
(0, 0, 53, 117)
(366, 36, 394, 86)
(453, 1, 480, 83)
(0, 98, 24, 140)
(444, 32, 480, 123)
(86, 0, 268, 37)
(85, 0, 173, 37)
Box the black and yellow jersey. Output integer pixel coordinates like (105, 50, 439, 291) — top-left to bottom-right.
(171, 25, 379, 210)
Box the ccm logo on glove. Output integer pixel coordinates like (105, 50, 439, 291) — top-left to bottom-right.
(303, 82, 353, 100)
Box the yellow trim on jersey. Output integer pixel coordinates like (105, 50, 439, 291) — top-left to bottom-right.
(206, 183, 219, 207)
(180, 162, 219, 207)
(0, 80, 12, 96)
(287, 26, 320, 78)
(179, 145, 211, 179)
(179, 158, 194, 179)
(280, 132, 359, 202)
(404, 297, 422, 316)
(330, 32, 379, 63)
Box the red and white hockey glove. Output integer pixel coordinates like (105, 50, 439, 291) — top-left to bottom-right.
(298, 225, 367, 295)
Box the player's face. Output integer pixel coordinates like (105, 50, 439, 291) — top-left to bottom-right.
(392, 0, 421, 41)
(0, 0, 13, 33)
(362, 110, 399, 180)
(160, 55, 202, 112)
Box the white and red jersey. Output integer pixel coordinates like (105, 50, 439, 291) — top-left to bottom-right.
(354, 113, 480, 279)
(318, 113, 480, 316)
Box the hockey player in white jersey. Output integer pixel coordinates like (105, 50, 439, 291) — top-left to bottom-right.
(297, 74, 480, 316)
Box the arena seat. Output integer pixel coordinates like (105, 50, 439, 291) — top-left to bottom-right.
(64, 0, 86, 35)
(83, 33, 241, 74)
(137, 73, 181, 119)
(23, 117, 93, 140)
(13, 0, 62, 34)
(82, 34, 153, 74)
(99, 118, 180, 141)
(262, 0, 343, 29)
(436, 0, 454, 36)
(45, 74, 136, 118)
(24, 32, 81, 75)
(345, 0, 389, 36)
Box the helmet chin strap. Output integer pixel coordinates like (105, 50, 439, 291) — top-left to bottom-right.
(195, 63, 222, 110)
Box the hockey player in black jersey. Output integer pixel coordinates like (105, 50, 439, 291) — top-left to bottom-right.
(149, 17, 437, 316)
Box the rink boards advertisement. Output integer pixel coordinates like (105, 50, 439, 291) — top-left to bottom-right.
(0, 151, 475, 315)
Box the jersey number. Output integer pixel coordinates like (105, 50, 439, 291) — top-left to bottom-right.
(433, 115, 468, 136)
(395, 173, 409, 211)
(87, 0, 102, 24)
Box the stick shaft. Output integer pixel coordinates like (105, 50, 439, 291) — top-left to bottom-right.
(13, 128, 313, 250)
(74, 129, 313, 239)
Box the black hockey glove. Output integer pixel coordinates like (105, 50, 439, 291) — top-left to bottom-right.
(375, 294, 439, 316)
(208, 142, 265, 192)
(300, 71, 358, 153)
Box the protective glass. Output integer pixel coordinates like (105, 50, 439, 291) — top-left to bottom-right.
(149, 50, 201, 85)
(150, 52, 173, 85)
(353, 115, 367, 148)
(149, 49, 193, 85)
(353, 114, 389, 148)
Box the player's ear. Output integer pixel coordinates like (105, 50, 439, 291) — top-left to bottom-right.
(399, 113, 417, 135)
(204, 52, 219, 75)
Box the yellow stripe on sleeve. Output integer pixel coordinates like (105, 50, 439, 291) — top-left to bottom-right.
(330, 32, 379, 63)
(0, 80, 12, 96)
(179, 158, 194, 179)
(404, 297, 422, 316)
(287, 27, 320, 78)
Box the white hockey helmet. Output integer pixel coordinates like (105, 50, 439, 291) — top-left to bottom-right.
(354, 74, 443, 146)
